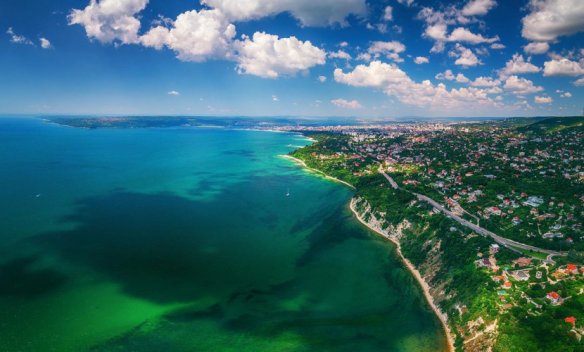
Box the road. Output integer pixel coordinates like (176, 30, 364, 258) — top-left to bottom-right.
(381, 171, 399, 189)
(379, 170, 564, 257)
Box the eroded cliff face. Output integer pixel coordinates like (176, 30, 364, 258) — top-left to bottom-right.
(351, 196, 499, 352)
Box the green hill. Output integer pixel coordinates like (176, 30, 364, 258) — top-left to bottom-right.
(518, 116, 584, 133)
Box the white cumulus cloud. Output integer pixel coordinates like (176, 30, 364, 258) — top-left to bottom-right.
(499, 54, 540, 77)
(397, 0, 414, 6)
(523, 42, 549, 55)
(453, 44, 481, 67)
(435, 69, 455, 81)
(167, 90, 180, 96)
(39, 37, 52, 49)
(461, 0, 497, 17)
(234, 32, 326, 78)
(448, 27, 499, 44)
(69, 0, 148, 44)
(503, 75, 544, 95)
(414, 56, 429, 64)
(328, 50, 352, 60)
(383, 6, 393, 21)
(418, 5, 501, 53)
(141, 9, 236, 62)
(331, 98, 362, 109)
(425, 25, 499, 45)
(534, 95, 552, 104)
(334, 60, 500, 110)
(6, 27, 34, 45)
(201, 0, 367, 27)
(435, 69, 469, 83)
(365, 41, 406, 62)
(522, 0, 584, 42)
(543, 58, 584, 76)
(471, 76, 501, 87)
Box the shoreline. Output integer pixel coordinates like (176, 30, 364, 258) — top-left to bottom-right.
(280, 155, 356, 190)
(282, 146, 454, 351)
(349, 198, 456, 352)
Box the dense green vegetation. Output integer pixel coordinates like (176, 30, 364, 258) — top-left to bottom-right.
(291, 129, 584, 352)
(517, 116, 584, 133)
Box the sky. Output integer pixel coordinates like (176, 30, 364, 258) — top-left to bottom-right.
(0, 0, 583, 118)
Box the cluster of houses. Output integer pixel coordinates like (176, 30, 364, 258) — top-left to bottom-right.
(367, 126, 583, 246)
(296, 121, 583, 250)
(475, 245, 584, 308)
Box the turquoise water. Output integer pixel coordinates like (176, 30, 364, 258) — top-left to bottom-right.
(0, 118, 445, 351)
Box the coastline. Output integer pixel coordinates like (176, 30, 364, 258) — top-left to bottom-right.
(282, 148, 454, 351)
(280, 155, 356, 190)
(349, 198, 456, 352)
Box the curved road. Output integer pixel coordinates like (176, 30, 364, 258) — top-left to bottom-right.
(380, 170, 564, 257)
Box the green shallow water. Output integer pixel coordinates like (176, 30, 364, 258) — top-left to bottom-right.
(0, 118, 445, 351)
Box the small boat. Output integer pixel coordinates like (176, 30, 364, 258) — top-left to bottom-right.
(286, 188, 290, 197)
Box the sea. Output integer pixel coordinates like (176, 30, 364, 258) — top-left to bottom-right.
(0, 117, 446, 351)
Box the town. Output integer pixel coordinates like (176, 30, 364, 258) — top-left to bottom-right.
(288, 116, 584, 351)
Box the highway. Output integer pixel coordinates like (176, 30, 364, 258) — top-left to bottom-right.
(379, 170, 564, 258)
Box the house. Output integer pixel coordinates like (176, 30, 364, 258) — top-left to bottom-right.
(543, 232, 563, 239)
(477, 258, 493, 268)
(512, 216, 522, 225)
(513, 257, 532, 267)
(503, 281, 512, 289)
(487, 207, 502, 216)
(524, 196, 544, 207)
(565, 264, 579, 275)
(536, 271, 542, 279)
(493, 275, 506, 282)
(490, 244, 500, 254)
(552, 270, 566, 279)
(546, 291, 561, 305)
(510, 270, 530, 281)
(565, 316, 576, 328)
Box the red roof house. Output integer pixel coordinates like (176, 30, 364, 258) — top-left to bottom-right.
(565, 316, 576, 328)
(547, 292, 561, 304)
(566, 264, 578, 274)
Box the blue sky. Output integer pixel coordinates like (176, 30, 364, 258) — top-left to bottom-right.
(1, 0, 583, 118)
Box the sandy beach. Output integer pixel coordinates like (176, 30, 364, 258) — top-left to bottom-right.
(349, 198, 456, 352)
(280, 155, 356, 189)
